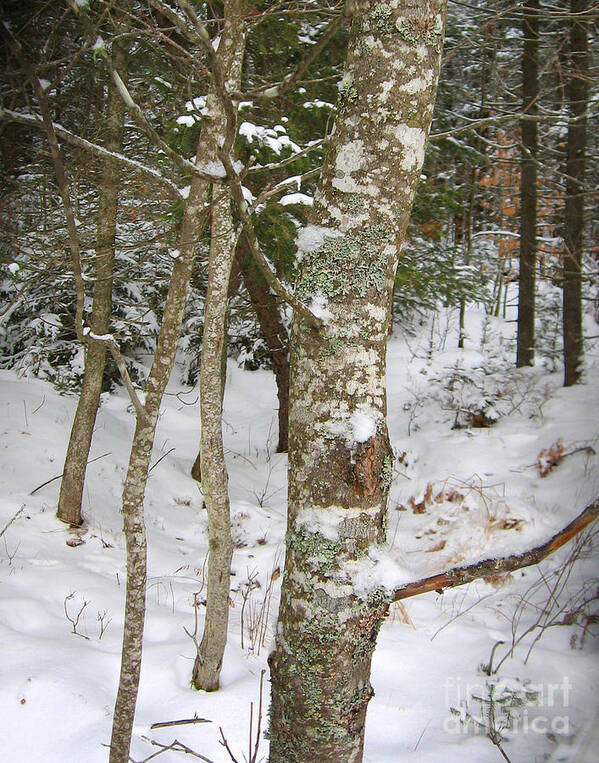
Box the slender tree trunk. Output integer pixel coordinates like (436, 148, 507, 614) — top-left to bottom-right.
(563, 0, 588, 386)
(188, 0, 246, 693)
(236, 240, 290, 452)
(268, 2, 447, 760)
(109, 163, 211, 762)
(57, 40, 128, 526)
(108, 31, 255, 750)
(516, 0, 539, 367)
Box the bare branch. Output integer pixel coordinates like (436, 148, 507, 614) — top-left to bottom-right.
(391, 497, 599, 603)
(0, 108, 183, 199)
(83, 330, 149, 423)
(149, 717, 211, 730)
(221, 151, 324, 332)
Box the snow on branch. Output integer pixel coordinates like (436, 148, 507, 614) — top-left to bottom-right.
(0, 108, 182, 198)
(391, 497, 599, 603)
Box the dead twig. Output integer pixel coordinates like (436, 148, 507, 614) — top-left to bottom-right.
(0, 504, 25, 538)
(29, 452, 111, 495)
(149, 448, 176, 473)
(150, 717, 211, 730)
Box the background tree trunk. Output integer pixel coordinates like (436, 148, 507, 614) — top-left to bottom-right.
(516, 0, 539, 368)
(563, 0, 588, 386)
(57, 39, 128, 526)
(268, 1, 447, 760)
(236, 239, 290, 453)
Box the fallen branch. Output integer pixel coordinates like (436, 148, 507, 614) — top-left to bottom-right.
(150, 716, 210, 730)
(391, 497, 599, 603)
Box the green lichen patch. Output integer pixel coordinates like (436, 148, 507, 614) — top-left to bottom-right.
(381, 454, 394, 491)
(290, 524, 342, 568)
(339, 80, 358, 104)
(298, 225, 392, 302)
(369, 3, 395, 34)
(396, 15, 443, 49)
(347, 194, 366, 214)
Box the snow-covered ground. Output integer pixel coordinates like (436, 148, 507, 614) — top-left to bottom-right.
(1, 304, 598, 762)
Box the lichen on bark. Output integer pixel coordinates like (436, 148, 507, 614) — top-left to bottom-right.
(268, 1, 447, 760)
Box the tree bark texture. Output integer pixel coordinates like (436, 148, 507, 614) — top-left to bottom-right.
(268, 2, 447, 760)
(563, 0, 588, 386)
(57, 40, 128, 526)
(190, 0, 246, 693)
(516, 0, 539, 368)
(109, 172, 210, 763)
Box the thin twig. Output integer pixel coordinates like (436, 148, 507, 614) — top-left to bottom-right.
(0, 505, 25, 538)
(29, 452, 111, 495)
(150, 717, 211, 730)
(149, 448, 176, 473)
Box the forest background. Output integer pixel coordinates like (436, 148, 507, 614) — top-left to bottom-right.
(0, 0, 598, 761)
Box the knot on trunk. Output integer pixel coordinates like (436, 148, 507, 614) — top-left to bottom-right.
(351, 433, 393, 498)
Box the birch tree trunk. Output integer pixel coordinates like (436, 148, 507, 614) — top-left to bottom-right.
(57, 39, 128, 526)
(268, 1, 447, 760)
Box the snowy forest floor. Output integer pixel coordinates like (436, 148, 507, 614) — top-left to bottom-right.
(1, 303, 598, 762)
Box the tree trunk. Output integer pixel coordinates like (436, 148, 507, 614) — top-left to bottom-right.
(57, 39, 128, 526)
(268, 2, 447, 760)
(563, 0, 588, 386)
(516, 0, 539, 368)
(236, 240, 290, 453)
(188, 0, 245, 693)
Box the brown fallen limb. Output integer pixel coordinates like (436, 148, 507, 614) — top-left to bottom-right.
(391, 497, 599, 603)
(29, 453, 111, 495)
(150, 716, 210, 730)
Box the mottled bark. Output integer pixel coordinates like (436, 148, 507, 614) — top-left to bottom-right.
(268, 2, 447, 761)
(516, 0, 539, 368)
(109, 160, 210, 763)
(57, 40, 128, 526)
(563, 0, 588, 386)
(237, 241, 290, 453)
(189, 0, 246, 693)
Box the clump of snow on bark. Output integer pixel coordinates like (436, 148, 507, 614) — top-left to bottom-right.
(295, 225, 342, 261)
(326, 404, 382, 446)
(309, 294, 333, 322)
(295, 507, 343, 542)
(350, 405, 381, 443)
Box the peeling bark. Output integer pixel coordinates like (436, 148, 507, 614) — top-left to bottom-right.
(268, 2, 447, 760)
